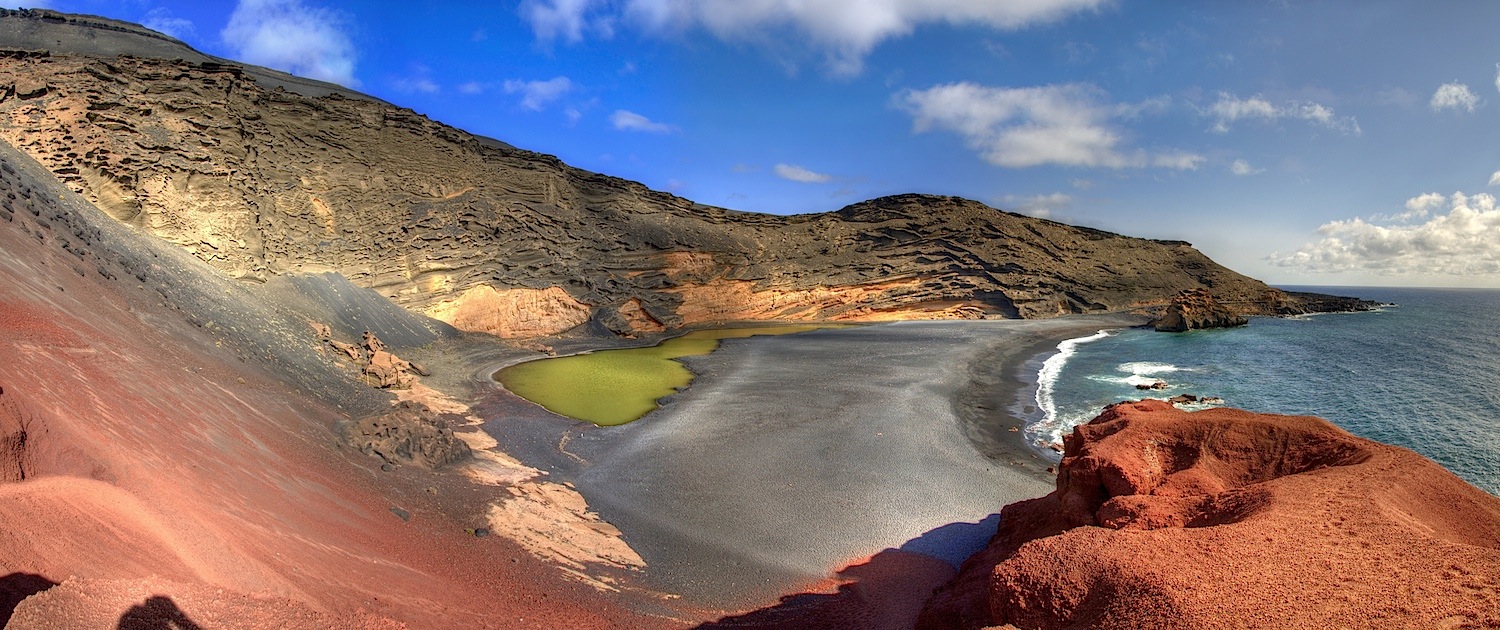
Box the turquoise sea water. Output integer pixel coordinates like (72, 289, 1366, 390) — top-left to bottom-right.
(1029, 286, 1500, 496)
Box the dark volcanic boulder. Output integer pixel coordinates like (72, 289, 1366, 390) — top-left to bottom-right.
(918, 400, 1500, 629)
(1150, 288, 1250, 332)
(344, 401, 472, 470)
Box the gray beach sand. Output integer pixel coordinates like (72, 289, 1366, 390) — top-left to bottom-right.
(520, 314, 1149, 609)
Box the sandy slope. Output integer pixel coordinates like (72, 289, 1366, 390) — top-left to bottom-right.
(0, 137, 647, 628)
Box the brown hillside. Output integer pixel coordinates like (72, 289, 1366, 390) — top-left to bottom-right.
(0, 10, 1337, 339)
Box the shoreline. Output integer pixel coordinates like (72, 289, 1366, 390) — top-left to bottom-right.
(460, 314, 1148, 622)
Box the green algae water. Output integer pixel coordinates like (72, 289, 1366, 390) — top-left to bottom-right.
(497, 325, 842, 426)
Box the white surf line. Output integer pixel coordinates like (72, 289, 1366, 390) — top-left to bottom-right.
(1028, 329, 1112, 452)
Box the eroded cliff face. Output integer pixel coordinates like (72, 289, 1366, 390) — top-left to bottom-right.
(919, 400, 1500, 629)
(0, 27, 1302, 338)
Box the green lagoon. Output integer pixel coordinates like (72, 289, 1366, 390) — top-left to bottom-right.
(496, 325, 841, 425)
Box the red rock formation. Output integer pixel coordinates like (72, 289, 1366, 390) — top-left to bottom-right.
(920, 400, 1500, 629)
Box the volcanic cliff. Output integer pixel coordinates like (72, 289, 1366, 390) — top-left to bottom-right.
(0, 9, 1342, 341)
(0, 9, 1465, 630)
(919, 399, 1500, 629)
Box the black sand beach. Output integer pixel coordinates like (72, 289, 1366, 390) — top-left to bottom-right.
(476, 314, 1147, 612)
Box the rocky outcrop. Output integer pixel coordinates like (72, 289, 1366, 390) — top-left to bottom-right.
(1279, 290, 1383, 314)
(0, 14, 1349, 338)
(1150, 288, 1250, 331)
(919, 400, 1500, 629)
(423, 285, 592, 338)
(315, 326, 422, 388)
(344, 400, 472, 470)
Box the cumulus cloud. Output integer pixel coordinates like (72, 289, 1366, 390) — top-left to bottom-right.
(504, 77, 573, 110)
(1272, 192, 1500, 275)
(897, 82, 1201, 170)
(1230, 159, 1264, 176)
(521, 0, 1105, 75)
(1206, 92, 1360, 135)
(1000, 192, 1071, 218)
(518, 0, 599, 43)
(1490, 170, 1500, 186)
(221, 0, 357, 86)
(390, 64, 439, 94)
(1431, 82, 1480, 112)
(142, 8, 196, 40)
(774, 163, 832, 183)
(610, 109, 677, 133)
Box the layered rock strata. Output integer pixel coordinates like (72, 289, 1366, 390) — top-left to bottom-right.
(0, 12, 1347, 338)
(919, 400, 1500, 629)
(1150, 288, 1250, 331)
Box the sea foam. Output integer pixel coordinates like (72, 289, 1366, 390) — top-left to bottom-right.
(1029, 330, 1112, 451)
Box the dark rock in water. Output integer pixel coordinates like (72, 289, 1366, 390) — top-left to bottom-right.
(1151, 288, 1249, 332)
(1136, 381, 1169, 391)
(1277, 291, 1384, 315)
(345, 401, 472, 470)
(1166, 394, 1198, 404)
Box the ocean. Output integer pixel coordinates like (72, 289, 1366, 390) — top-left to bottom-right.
(1027, 286, 1500, 496)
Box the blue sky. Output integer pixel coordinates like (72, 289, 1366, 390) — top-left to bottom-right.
(15, 0, 1500, 287)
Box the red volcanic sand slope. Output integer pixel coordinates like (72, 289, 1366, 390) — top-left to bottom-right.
(0, 140, 641, 625)
(920, 399, 1500, 629)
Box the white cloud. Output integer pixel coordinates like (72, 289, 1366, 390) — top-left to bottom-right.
(1490, 170, 1500, 186)
(391, 64, 438, 94)
(610, 109, 677, 133)
(1365, 192, 1443, 223)
(774, 163, 832, 183)
(393, 76, 438, 94)
(897, 82, 1202, 170)
(1431, 82, 1480, 112)
(221, 0, 358, 87)
(519, 0, 599, 43)
(1495, 63, 1500, 95)
(1272, 192, 1500, 275)
(1206, 92, 1360, 135)
(1230, 159, 1264, 176)
(1000, 192, 1071, 218)
(458, 81, 487, 95)
(503, 76, 573, 110)
(142, 8, 196, 40)
(522, 0, 1105, 75)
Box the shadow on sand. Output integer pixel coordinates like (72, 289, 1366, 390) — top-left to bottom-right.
(0, 572, 58, 625)
(117, 595, 203, 630)
(696, 515, 1002, 629)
